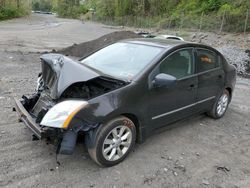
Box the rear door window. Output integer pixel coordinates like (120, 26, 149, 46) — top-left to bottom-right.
(196, 49, 219, 73)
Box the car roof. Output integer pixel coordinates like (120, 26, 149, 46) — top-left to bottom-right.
(122, 38, 189, 49)
(121, 38, 218, 53)
(155, 35, 184, 40)
(158, 34, 180, 38)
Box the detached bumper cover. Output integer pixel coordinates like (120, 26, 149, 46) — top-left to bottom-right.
(14, 98, 45, 139)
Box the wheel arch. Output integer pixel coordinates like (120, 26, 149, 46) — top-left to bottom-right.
(121, 113, 144, 143)
(85, 112, 145, 150)
(225, 87, 232, 102)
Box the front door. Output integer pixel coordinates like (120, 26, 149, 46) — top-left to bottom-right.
(148, 48, 198, 129)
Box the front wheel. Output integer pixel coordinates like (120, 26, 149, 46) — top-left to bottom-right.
(86, 116, 136, 167)
(207, 89, 230, 119)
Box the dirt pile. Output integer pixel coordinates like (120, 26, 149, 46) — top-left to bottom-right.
(58, 31, 142, 57)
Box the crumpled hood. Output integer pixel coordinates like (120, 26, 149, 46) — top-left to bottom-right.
(40, 53, 100, 99)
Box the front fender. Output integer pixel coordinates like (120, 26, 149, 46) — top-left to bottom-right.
(71, 88, 145, 128)
(72, 93, 121, 127)
(67, 83, 148, 143)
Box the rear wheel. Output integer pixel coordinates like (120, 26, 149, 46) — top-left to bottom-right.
(87, 116, 136, 167)
(207, 89, 230, 119)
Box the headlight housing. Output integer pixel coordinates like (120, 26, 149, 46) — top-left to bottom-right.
(40, 100, 88, 129)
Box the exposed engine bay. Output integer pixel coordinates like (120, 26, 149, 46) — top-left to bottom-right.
(61, 77, 127, 99)
(21, 53, 128, 124)
(22, 76, 127, 123)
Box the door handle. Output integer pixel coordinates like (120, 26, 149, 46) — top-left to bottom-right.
(187, 84, 196, 90)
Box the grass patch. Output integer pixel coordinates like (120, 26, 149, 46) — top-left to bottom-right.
(0, 5, 30, 21)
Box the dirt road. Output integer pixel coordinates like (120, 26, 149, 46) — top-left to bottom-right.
(0, 13, 117, 52)
(0, 14, 250, 188)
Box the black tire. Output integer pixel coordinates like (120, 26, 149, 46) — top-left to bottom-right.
(207, 89, 230, 119)
(86, 116, 136, 167)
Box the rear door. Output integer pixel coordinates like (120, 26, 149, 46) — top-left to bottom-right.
(195, 48, 224, 111)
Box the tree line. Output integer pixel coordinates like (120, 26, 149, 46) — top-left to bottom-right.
(1, 0, 249, 32)
(0, 0, 31, 20)
(85, 0, 250, 32)
(40, 0, 249, 32)
(32, 0, 88, 18)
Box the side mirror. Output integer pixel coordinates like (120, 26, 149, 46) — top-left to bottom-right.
(152, 73, 177, 88)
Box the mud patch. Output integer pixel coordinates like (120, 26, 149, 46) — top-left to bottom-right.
(58, 31, 141, 57)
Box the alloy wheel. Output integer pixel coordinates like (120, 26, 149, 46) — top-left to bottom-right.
(216, 93, 229, 116)
(102, 125, 132, 161)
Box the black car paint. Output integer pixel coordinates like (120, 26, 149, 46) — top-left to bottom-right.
(17, 39, 236, 149)
(68, 39, 236, 144)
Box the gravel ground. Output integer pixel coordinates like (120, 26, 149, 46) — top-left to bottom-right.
(217, 47, 250, 77)
(0, 14, 250, 188)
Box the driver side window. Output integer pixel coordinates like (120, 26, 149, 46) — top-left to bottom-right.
(159, 49, 194, 79)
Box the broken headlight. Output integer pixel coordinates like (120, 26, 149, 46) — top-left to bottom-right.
(40, 100, 88, 129)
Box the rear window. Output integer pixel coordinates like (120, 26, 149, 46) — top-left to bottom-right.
(197, 49, 219, 72)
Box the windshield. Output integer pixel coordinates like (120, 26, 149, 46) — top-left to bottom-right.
(80, 42, 163, 80)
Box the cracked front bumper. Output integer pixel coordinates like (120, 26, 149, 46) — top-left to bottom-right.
(14, 97, 46, 139)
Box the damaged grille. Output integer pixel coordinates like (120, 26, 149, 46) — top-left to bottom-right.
(30, 93, 55, 123)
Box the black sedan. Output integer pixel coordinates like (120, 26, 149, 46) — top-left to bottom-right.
(14, 38, 236, 166)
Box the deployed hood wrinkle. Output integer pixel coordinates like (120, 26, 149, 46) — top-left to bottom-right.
(40, 54, 100, 99)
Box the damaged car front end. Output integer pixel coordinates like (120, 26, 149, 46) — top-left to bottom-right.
(14, 53, 128, 155)
(14, 39, 235, 166)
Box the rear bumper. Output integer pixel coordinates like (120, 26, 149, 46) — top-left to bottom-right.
(14, 98, 45, 139)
